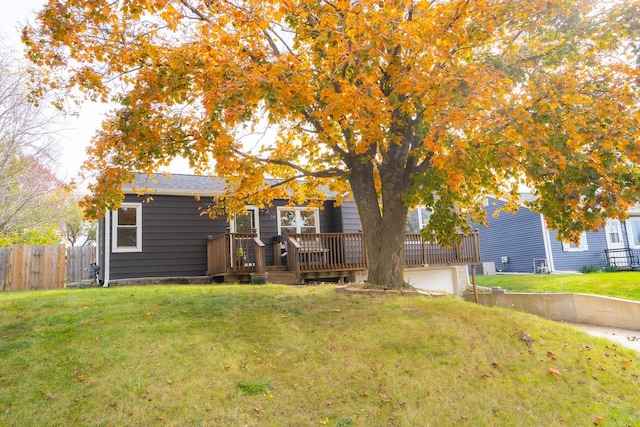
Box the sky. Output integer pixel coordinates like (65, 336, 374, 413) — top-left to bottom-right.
(1, 0, 193, 187)
(1, 0, 107, 184)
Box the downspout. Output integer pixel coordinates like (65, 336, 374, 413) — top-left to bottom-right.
(103, 210, 111, 287)
(540, 214, 555, 273)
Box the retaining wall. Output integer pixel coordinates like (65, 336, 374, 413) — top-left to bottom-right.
(466, 292, 640, 330)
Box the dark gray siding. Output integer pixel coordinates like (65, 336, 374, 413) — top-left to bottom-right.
(548, 229, 609, 271)
(335, 200, 363, 232)
(108, 194, 227, 280)
(474, 198, 547, 273)
(107, 196, 341, 280)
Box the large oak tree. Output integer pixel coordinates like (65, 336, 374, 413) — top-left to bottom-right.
(23, 0, 639, 287)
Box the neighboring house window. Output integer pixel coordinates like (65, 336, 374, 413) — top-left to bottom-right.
(562, 232, 588, 252)
(231, 207, 259, 233)
(406, 207, 431, 233)
(626, 216, 640, 249)
(112, 203, 142, 253)
(605, 220, 623, 244)
(277, 207, 320, 236)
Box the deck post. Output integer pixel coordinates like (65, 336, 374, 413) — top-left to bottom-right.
(471, 264, 478, 303)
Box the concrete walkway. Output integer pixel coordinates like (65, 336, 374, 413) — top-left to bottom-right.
(566, 323, 640, 353)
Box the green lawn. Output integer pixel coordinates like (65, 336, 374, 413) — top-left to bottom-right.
(1, 284, 640, 426)
(475, 272, 640, 301)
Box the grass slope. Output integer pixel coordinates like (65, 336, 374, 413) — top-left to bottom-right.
(1, 285, 639, 426)
(475, 272, 640, 301)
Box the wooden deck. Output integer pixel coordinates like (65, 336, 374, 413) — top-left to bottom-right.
(207, 231, 481, 284)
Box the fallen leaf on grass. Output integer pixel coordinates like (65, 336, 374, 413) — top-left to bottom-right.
(549, 368, 562, 377)
(38, 390, 57, 399)
(519, 331, 535, 346)
(621, 359, 632, 366)
(593, 416, 605, 425)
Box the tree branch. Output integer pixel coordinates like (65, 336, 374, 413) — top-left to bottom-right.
(179, 0, 211, 22)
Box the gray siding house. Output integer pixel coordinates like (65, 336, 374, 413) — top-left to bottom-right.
(97, 174, 362, 285)
(475, 197, 639, 273)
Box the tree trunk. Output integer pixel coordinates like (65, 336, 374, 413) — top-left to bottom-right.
(363, 213, 408, 288)
(348, 160, 410, 289)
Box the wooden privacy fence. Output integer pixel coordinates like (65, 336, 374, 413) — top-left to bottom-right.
(0, 245, 97, 291)
(66, 245, 98, 283)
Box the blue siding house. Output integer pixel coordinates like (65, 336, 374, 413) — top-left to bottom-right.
(475, 197, 639, 273)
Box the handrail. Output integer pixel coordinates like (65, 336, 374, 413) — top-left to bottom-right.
(405, 231, 481, 267)
(286, 233, 367, 274)
(208, 231, 479, 280)
(285, 236, 301, 277)
(206, 234, 229, 276)
(252, 237, 266, 274)
(207, 232, 266, 276)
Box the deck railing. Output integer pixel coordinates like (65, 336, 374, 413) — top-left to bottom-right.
(207, 231, 480, 278)
(206, 232, 266, 276)
(404, 232, 481, 267)
(285, 233, 368, 274)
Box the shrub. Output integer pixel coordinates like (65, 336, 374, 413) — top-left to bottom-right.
(602, 265, 618, 273)
(579, 265, 602, 274)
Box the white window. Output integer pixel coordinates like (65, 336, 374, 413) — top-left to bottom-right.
(277, 207, 320, 236)
(605, 220, 622, 244)
(231, 207, 259, 233)
(406, 207, 431, 233)
(112, 203, 142, 253)
(626, 216, 640, 249)
(562, 232, 588, 252)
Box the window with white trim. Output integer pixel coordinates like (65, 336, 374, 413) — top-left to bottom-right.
(277, 207, 320, 236)
(112, 203, 142, 252)
(626, 216, 640, 249)
(605, 220, 623, 244)
(562, 232, 588, 252)
(406, 207, 431, 233)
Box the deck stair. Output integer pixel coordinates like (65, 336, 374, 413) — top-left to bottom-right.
(265, 266, 299, 285)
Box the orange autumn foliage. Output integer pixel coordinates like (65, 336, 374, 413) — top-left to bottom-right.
(23, 0, 640, 286)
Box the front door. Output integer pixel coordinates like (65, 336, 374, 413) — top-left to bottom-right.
(605, 220, 627, 267)
(232, 207, 259, 234)
(605, 220, 625, 250)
